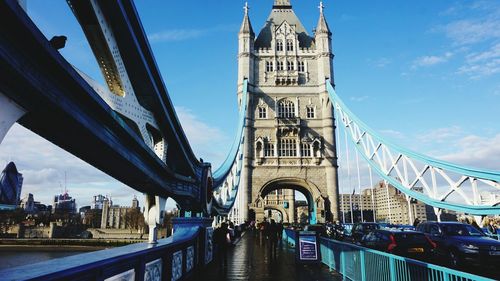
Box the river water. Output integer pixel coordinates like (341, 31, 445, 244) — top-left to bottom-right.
(0, 249, 96, 270)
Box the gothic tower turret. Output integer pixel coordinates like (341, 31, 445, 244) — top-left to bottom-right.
(238, 2, 255, 84)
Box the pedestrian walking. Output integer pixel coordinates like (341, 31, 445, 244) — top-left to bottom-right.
(213, 222, 230, 269)
(268, 219, 279, 260)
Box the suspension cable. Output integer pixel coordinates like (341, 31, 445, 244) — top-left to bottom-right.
(344, 129, 354, 223)
(335, 117, 345, 224)
(356, 149, 364, 222)
(369, 166, 376, 222)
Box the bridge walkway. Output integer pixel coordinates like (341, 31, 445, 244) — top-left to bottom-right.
(191, 230, 341, 281)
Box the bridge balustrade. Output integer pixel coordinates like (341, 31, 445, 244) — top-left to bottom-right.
(0, 218, 214, 281)
(283, 228, 491, 281)
(319, 237, 493, 281)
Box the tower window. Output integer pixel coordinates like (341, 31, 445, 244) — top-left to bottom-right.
(301, 143, 312, 157)
(264, 143, 275, 157)
(258, 106, 267, 119)
(279, 138, 297, 157)
(287, 61, 294, 71)
(298, 61, 305, 72)
(276, 40, 284, 51)
(266, 61, 274, 72)
(306, 106, 315, 119)
(286, 40, 294, 51)
(278, 99, 295, 118)
(277, 61, 284, 71)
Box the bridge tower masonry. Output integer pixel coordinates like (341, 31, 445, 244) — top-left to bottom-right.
(238, 0, 340, 223)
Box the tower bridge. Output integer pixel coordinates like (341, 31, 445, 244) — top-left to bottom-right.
(0, 0, 498, 280)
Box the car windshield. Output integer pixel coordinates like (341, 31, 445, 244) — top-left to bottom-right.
(364, 224, 380, 231)
(442, 224, 485, 236)
(394, 233, 426, 244)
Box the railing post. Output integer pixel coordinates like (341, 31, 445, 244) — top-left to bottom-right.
(359, 250, 366, 281)
(143, 194, 166, 244)
(389, 257, 396, 281)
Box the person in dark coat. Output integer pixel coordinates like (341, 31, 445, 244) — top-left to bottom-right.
(213, 222, 230, 269)
(268, 219, 279, 260)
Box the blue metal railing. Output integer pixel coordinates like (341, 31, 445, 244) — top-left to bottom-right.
(319, 237, 494, 281)
(283, 228, 297, 247)
(0, 218, 214, 281)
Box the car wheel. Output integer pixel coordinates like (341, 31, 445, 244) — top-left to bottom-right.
(448, 250, 460, 268)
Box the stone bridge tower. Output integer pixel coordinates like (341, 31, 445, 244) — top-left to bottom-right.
(238, 0, 339, 223)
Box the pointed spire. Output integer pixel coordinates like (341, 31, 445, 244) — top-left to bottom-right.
(239, 1, 255, 36)
(316, 1, 331, 35)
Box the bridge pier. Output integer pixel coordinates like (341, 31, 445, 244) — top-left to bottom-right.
(143, 194, 166, 244)
(0, 92, 26, 144)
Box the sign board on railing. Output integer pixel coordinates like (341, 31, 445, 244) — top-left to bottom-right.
(296, 231, 320, 264)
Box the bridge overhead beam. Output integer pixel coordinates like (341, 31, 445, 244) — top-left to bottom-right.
(68, 0, 201, 176)
(0, 0, 206, 209)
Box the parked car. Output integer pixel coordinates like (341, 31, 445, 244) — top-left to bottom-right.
(304, 224, 327, 236)
(417, 221, 500, 269)
(361, 229, 435, 261)
(351, 223, 380, 243)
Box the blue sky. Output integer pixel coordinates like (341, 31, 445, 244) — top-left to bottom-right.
(0, 0, 498, 208)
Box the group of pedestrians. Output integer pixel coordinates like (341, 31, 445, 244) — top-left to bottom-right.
(213, 217, 285, 270)
(258, 218, 283, 259)
(213, 220, 238, 269)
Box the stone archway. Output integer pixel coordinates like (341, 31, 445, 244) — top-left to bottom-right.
(251, 177, 327, 224)
(264, 205, 290, 223)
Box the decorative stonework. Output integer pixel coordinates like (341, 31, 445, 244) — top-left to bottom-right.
(171, 250, 183, 281)
(144, 259, 162, 281)
(105, 269, 135, 281)
(186, 246, 195, 272)
(205, 227, 214, 265)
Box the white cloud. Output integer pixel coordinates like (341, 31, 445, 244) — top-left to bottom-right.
(369, 57, 391, 68)
(437, 15, 500, 46)
(458, 43, 500, 79)
(148, 24, 238, 43)
(417, 126, 463, 143)
(412, 52, 453, 68)
(438, 134, 500, 170)
(349, 96, 369, 102)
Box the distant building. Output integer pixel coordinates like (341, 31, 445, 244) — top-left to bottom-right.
(480, 191, 500, 206)
(101, 197, 140, 229)
(340, 182, 427, 225)
(52, 192, 77, 214)
(20, 193, 36, 213)
(19, 193, 51, 214)
(0, 162, 23, 207)
(91, 194, 107, 210)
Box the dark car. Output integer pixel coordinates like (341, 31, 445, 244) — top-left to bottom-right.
(304, 224, 327, 236)
(417, 221, 500, 269)
(361, 229, 435, 261)
(351, 223, 380, 243)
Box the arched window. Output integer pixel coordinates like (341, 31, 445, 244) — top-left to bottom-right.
(286, 39, 294, 51)
(306, 106, 315, 119)
(301, 142, 311, 157)
(277, 61, 284, 71)
(258, 106, 267, 119)
(264, 142, 275, 157)
(287, 61, 294, 71)
(266, 61, 274, 72)
(276, 40, 284, 51)
(279, 138, 297, 157)
(278, 99, 295, 118)
(298, 61, 305, 72)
